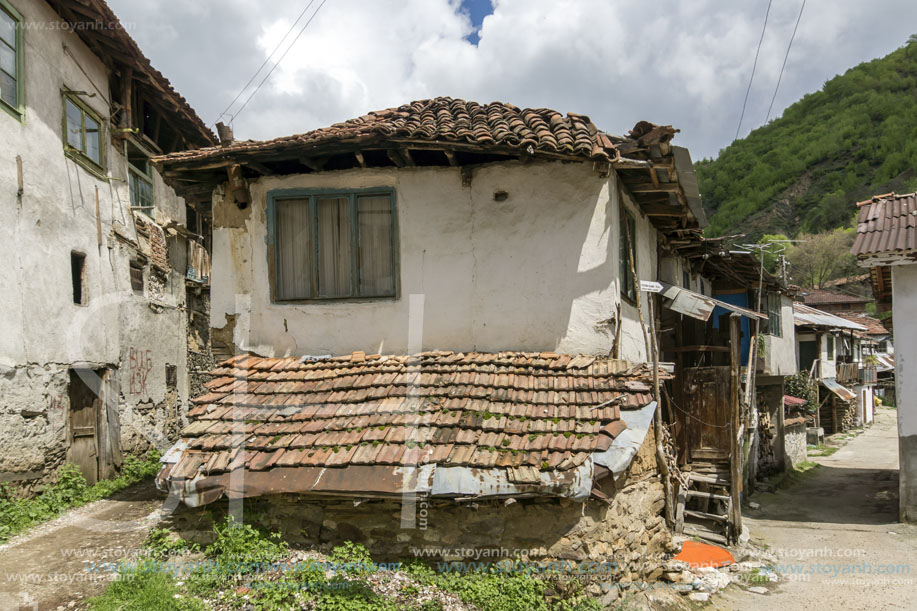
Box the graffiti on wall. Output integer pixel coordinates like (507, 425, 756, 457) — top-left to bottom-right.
(128, 347, 153, 395)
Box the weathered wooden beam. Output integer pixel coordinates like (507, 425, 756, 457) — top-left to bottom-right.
(401, 149, 416, 167)
(442, 150, 457, 166)
(626, 182, 681, 194)
(242, 161, 273, 175)
(386, 150, 405, 168)
(354, 151, 366, 168)
(300, 156, 328, 172)
(119, 66, 133, 128)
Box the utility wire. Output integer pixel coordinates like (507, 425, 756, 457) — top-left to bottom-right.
(734, 0, 773, 142)
(232, 0, 330, 123)
(214, 0, 317, 126)
(765, 0, 806, 124)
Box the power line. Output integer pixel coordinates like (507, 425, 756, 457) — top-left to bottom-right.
(734, 0, 773, 142)
(214, 0, 317, 126)
(232, 0, 330, 123)
(765, 0, 806, 124)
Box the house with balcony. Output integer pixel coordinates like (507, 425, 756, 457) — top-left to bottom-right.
(793, 303, 876, 433)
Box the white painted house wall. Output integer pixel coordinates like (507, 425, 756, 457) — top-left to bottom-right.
(210, 161, 659, 362)
(762, 295, 797, 376)
(892, 264, 917, 522)
(0, 0, 194, 486)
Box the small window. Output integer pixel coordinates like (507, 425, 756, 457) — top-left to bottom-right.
(826, 336, 835, 360)
(766, 292, 782, 337)
(0, 1, 23, 118)
(127, 143, 153, 215)
(63, 93, 104, 171)
(165, 364, 177, 389)
(71, 251, 86, 305)
(272, 190, 397, 301)
(129, 260, 144, 295)
(682, 270, 690, 290)
(619, 208, 637, 302)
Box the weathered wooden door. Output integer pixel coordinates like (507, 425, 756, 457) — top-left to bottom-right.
(69, 369, 101, 485)
(683, 366, 732, 462)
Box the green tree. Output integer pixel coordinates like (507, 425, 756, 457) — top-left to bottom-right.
(785, 227, 858, 288)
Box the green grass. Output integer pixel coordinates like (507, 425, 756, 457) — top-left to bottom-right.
(87, 564, 204, 611)
(0, 451, 161, 543)
(91, 518, 607, 611)
(807, 444, 839, 457)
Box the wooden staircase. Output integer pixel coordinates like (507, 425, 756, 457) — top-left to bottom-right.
(675, 461, 736, 544)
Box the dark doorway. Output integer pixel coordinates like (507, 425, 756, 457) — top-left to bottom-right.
(799, 340, 818, 373)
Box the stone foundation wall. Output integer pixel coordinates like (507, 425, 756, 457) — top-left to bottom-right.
(164, 474, 674, 582)
(784, 420, 807, 469)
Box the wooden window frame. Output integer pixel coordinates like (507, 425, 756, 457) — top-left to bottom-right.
(267, 187, 399, 303)
(619, 207, 637, 304)
(62, 91, 105, 175)
(126, 141, 155, 216)
(0, 0, 24, 121)
(826, 335, 835, 360)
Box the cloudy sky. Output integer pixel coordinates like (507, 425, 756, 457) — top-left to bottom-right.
(108, 0, 917, 160)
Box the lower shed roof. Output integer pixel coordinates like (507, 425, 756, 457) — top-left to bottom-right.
(157, 351, 660, 506)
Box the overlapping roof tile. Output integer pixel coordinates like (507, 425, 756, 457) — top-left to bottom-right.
(853, 192, 917, 258)
(154, 98, 620, 166)
(159, 351, 657, 489)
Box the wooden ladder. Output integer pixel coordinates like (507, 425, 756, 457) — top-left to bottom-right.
(675, 463, 734, 544)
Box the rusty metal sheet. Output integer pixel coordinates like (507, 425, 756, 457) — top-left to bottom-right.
(822, 377, 856, 403)
(429, 464, 592, 501)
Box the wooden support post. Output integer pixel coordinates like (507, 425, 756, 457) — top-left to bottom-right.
(729, 314, 743, 540)
(354, 151, 366, 168)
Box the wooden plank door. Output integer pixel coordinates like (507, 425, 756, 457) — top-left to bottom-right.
(683, 366, 732, 462)
(68, 369, 101, 485)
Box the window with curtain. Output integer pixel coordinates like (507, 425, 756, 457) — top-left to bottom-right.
(619, 208, 637, 302)
(273, 190, 396, 301)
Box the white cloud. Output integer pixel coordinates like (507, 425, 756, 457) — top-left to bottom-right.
(108, 0, 917, 159)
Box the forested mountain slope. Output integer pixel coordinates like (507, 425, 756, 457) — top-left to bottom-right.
(697, 40, 917, 239)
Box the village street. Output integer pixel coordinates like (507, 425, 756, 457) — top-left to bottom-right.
(0, 484, 162, 610)
(716, 406, 917, 610)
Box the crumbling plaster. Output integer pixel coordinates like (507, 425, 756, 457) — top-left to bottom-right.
(0, 0, 194, 486)
(210, 161, 658, 362)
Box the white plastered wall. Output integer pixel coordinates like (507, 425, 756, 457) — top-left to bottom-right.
(210, 161, 657, 362)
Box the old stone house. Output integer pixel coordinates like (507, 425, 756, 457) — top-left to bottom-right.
(151, 98, 723, 572)
(0, 0, 214, 489)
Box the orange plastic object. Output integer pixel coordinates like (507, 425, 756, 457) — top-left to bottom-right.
(673, 540, 735, 568)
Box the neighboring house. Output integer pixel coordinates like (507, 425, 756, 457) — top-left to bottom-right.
(799, 287, 871, 313)
(793, 303, 876, 431)
(0, 0, 215, 490)
(851, 191, 917, 523)
(665, 242, 797, 484)
(152, 97, 722, 562)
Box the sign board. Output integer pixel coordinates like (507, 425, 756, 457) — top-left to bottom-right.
(640, 280, 663, 293)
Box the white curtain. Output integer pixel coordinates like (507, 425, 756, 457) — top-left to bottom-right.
(358, 196, 394, 296)
(317, 197, 352, 297)
(275, 198, 311, 300)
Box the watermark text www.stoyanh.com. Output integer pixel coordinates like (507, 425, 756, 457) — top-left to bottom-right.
(16, 19, 135, 33)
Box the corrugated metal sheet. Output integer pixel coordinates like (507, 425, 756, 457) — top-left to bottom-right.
(660, 282, 767, 322)
(853, 193, 917, 257)
(822, 377, 856, 402)
(793, 303, 867, 331)
(592, 401, 657, 475)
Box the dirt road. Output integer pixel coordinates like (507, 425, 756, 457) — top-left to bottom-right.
(715, 406, 917, 610)
(0, 483, 164, 610)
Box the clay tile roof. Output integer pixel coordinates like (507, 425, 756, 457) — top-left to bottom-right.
(153, 97, 621, 166)
(47, 1, 215, 147)
(160, 351, 658, 501)
(832, 312, 889, 336)
(799, 288, 870, 306)
(853, 192, 917, 258)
